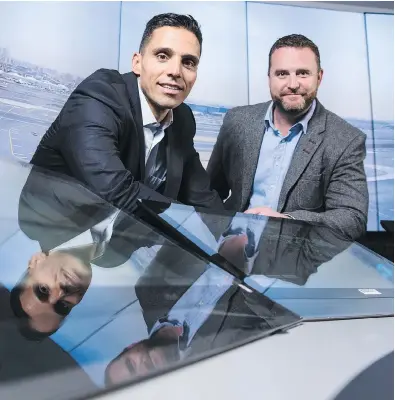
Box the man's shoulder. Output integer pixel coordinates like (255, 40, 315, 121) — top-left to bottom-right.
(173, 103, 195, 128)
(225, 101, 269, 120)
(73, 68, 129, 100)
(322, 106, 366, 141)
(68, 69, 130, 118)
(175, 102, 194, 117)
(78, 68, 125, 87)
(165, 103, 196, 142)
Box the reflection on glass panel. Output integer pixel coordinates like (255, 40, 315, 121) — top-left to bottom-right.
(118, 1, 248, 167)
(138, 200, 393, 317)
(0, 159, 393, 399)
(246, 2, 377, 230)
(0, 160, 300, 398)
(365, 14, 394, 229)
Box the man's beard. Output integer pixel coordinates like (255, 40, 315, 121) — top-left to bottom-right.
(272, 89, 317, 116)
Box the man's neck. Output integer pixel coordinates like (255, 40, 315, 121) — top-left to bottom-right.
(148, 101, 169, 124)
(138, 79, 170, 124)
(273, 105, 309, 136)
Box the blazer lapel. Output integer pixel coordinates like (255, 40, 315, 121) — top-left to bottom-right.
(277, 100, 327, 212)
(122, 72, 146, 179)
(240, 102, 271, 210)
(163, 122, 183, 199)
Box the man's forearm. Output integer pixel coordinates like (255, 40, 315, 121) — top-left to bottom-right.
(286, 209, 366, 240)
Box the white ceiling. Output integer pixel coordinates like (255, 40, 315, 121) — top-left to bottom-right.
(264, 1, 394, 14)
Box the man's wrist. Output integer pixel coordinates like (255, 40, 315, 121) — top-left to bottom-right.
(283, 213, 296, 220)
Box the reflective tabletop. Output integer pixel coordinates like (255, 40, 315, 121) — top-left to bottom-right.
(0, 160, 393, 400)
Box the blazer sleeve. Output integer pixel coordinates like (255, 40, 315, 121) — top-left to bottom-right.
(18, 166, 115, 251)
(51, 75, 169, 214)
(177, 107, 224, 210)
(252, 219, 352, 284)
(207, 111, 232, 201)
(287, 134, 369, 240)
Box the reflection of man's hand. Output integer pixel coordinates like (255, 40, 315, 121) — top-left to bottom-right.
(245, 206, 289, 219)
(218, 234, 248, 269)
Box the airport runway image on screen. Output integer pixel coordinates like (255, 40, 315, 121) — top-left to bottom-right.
(0, 59, 393, 230)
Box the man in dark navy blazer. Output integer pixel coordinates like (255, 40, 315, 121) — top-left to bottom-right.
(30, 13, 223, 214)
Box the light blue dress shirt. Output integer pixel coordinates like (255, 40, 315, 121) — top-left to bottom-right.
(249, 100, 316, 210)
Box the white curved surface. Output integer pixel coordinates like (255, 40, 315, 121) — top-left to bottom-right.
(97, 318, 394, 400)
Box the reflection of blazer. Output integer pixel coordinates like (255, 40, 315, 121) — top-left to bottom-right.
(133, 216, 352, 355)
(248, 218, 352, 284)
(134, 250, 293, 356)
(147, 211, 352, 287)
(207, 100, 368, 240)
(18, 166, 114, 252)
(18, 166, 160, 267)
(31, 69, 223, 214)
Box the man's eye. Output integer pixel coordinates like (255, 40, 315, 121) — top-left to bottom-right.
(157, 54, 168, 61)
(39, 284, 49, 295)
(184, 60, 196, 69)
(33, 284, 50, 301)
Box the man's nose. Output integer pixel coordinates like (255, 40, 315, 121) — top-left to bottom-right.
(48, 288, 63, 304)
(167, 57, 182, 78)
(287, 73, 300, 90)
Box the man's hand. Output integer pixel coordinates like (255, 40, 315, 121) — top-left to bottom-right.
(218, 234, 248, 269)
(245, 206, 290, 219)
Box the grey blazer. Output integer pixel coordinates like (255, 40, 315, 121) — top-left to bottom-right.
(207, 100, 369, 240)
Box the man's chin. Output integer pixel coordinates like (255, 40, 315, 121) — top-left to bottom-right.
(160, 99, 183, 110)
(153, 92, 185, 109)
(276, 99, 312, 116)
(283, 106, 306, 115)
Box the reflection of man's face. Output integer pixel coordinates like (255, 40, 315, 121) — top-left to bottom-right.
(106, 326, 181, 386)
(19, 250, 92, 334)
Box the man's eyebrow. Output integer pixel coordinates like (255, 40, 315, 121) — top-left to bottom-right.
(152, 46, 174, 55)
(296, 68, 312, 73)
(274, 69, 289, 74)
(273, 68, 313, 74)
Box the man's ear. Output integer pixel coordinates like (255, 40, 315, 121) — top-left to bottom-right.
(132, 52, 142, 76)
(28, 252, 47, 270)
(317, 68, 324, 86)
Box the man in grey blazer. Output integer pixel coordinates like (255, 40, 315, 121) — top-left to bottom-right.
(207, 34, 368, 240)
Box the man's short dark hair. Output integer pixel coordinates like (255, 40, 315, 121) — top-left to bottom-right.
(268, 34, 321, 75)
(104, 333, 180, 386)
(10, 283, 56, 342)
(139, 13, 203, 54)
